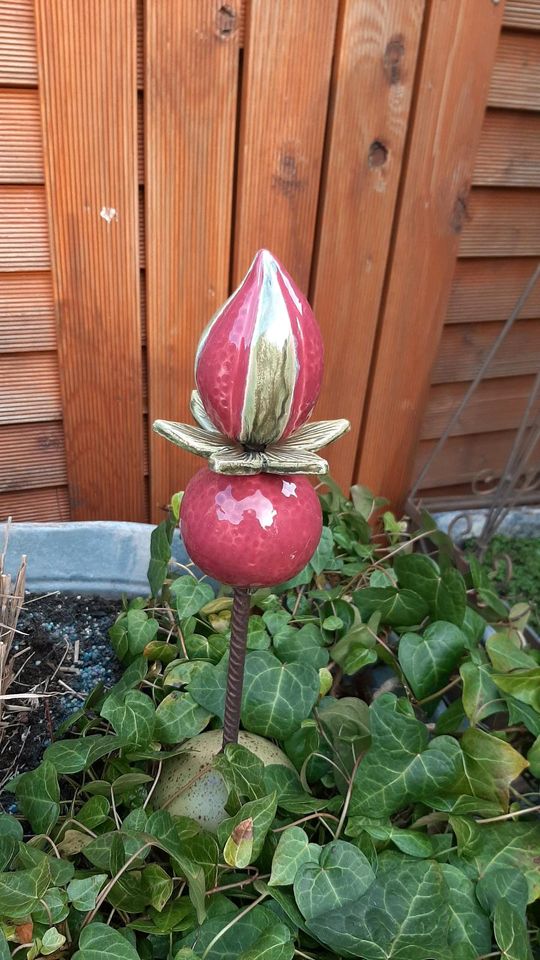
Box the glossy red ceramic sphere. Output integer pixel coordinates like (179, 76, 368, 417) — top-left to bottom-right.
(180, 468, 322, 587)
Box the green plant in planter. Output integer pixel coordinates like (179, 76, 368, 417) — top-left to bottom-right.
(1, 481, 539, 960)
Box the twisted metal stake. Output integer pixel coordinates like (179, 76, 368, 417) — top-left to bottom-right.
(222, 587, 251, 748)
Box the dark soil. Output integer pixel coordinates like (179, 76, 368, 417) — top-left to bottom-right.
(0, 592, 121, 799)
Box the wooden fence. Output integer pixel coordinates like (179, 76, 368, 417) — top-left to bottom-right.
(1, 0, 537, 524)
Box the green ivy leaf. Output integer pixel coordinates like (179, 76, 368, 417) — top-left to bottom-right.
(350, 694, 462, 816)
(441, 864, 491, 960)
(44, 734, 123, 774)
(451, 817, 540, 901)
(527, 736, 540, 777)
(41, 927, 67, 956)
(246, 615, 271, 650)
(170, 576, 215, 619)
(181, 903, 291, 960)
(237, 924, 294, 960)
(141, 864, 173, 912)
(154, 691, 212, 744)
(476, 866, 529, 917)
(67, 874, 108, 911)
(101, 690, 155, 747)
(452, 727, 528, 808)
(302, 851, 449, 959)
(494, 900, 533, 960)
(272, 625, 329, 670)
(398, 621, 467, 700)
(76, 795, 111, 829)
(486, 632, 538, 672)
(353, 586, 428, 627)
(126, 609, 159, 657)
(394, 554, 466, 625)
(12, 760, 60, 833)
(217, 793, 277, 865)
(213, 743, 266, 804)
(72, 922, 142, 960)
(31, 886, 69, 924)
(491, 668, 540, 711)
(294, 840, 374, 921)
(460, 660, 501, 724)
(241, 652, 320, 738)
(469, 556, 508, 617)
(346, 817, 434, 858)
(147, 518, 174, 597)
(0, 857, 50, 919)
(269, 827, 321, 886)
(308, 527, 335, 575)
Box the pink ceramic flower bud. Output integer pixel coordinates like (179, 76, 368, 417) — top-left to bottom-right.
(153, 249, 349, 476)
(181, 469, 322, 586)
(195, 249, 323, 447)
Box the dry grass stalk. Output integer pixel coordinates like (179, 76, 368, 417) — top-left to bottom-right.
(0, 519, 27, 738)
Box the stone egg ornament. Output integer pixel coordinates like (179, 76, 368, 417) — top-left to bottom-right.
(153, 729, 294, 832)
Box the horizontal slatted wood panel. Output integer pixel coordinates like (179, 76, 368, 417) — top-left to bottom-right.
(0, 187, 49, 269)
(433, 320, 540, 383)
(446, 258, 540, 324)
(0, 421, 67, 491)
(36, 0, 146, 521)
(415, 429, 540, 489)
(504, 1, 540, 31)
(0, 486, 70, 522)
(421, 376, 540, 440)
(459, 188, 540, 257)
(233, 0, 339, 289)
(0, 272, 55, 351)
(473, 110, 540, 187)
(311, 0, 425, 490)
(0, 353, 61, 423)
(0, 89, 42, 183)
(0, 0, 37, 85)
(488, 31, 540, 111)
(145, 0, 240, 518)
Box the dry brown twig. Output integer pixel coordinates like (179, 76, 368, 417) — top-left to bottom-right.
(0, 518, 27, 741)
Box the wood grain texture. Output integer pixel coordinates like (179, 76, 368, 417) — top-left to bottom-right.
(421, 376, 540, 440)
(145, 1, 240, 520)
(0, 421, 66, 491)
(357, 0, 505, 508)
(459, 188, 540, 257)
(433, 319, 540, 383)
(0, 272, 56, 351)
(0, 352, 61, 423)
(35, 0, 146, 520)
(0, 0, 37, 85)
(446, 258, 540, 324)
(311, 0, 425, 489)
(0, 187, 49, 269)
(504, 0, 540, 31)
(414, 429, 540, 490)
(474, 109, 540, 187)
(233, 0, 339, 288)
(0, 486, 70, 522)
(488, 30, 540, 110)
(0, 89, 43, 184)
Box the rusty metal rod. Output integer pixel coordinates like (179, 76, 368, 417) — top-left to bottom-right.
(222, 586, 251, 748)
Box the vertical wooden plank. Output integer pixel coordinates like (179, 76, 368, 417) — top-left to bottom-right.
(233, 0, 339, 289)
(312, 0, 425, 490)
(357, 0, 505, 508)
(35, 1, 146, 520)
(146, 2, 240, 519)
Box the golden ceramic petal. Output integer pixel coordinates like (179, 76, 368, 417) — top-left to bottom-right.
(283, 418, 351, 452)
(190, 390, 219, 433)
(153, 420, 231, 459)
(208, 448, 264, 474)
(261, 446, 329, 475)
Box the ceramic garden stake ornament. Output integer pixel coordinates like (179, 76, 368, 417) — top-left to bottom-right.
(154, 249, 350, 746)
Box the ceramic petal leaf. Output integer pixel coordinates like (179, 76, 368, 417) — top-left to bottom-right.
(262, 447, 329, 475)
(190, 389, 219, 432)
(284, 418, 350, 451)
(208, 448, 264, 475)
(153, 420, 233, 458)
